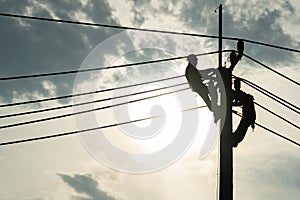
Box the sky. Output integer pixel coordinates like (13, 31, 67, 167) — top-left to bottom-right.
(0, 0, 300, 199)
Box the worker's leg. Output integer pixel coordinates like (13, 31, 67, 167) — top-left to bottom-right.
(194, 87, 212, 111)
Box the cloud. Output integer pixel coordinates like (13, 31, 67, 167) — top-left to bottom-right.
(58, 173, 118, 200)
(180, 0, 300, 64)
(3, 0, 297, 106)
(127, 0, 183, 27)
(282, 0, 296, 14)
(0, 0, 121, 104)
(127, 0, 151, 26)
(235, 151, 300, 200)
(0, 2, 299, 199)
(127, 0, 300, 66)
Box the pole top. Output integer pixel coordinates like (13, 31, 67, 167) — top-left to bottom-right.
(214, 4, 223, 12)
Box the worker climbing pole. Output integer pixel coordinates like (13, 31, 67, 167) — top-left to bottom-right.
(185, 4, 256, 200)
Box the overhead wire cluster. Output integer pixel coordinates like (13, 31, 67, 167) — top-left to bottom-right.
(0, 12, 299, 147)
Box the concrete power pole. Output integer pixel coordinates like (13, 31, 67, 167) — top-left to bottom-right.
(218, 4, 234, 200)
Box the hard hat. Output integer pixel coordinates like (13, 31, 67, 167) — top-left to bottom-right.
(187, 54, 198, 63)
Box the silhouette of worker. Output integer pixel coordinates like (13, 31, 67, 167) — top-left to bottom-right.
(185, 54, 212, 110)
(232, 91, 256, 147)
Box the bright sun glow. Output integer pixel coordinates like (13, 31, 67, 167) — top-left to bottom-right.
(103, 83, 215, 155)
(104, 84, 183, 154)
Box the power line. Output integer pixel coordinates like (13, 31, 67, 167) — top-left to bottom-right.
(239, 77, 300, 115)
(254, 102, 300, 130)
(233, 111, 300, 147)
(0, 116, 158, 146)
(240, 76, 300, 113)
(255, 122, 300, 147)
(0, 87, 189, 129)
(243, 54, 300, 86)
(243, 79, 300, 114)
(0, 51, 224, 81)
(0, 105, 207, 147)
(0, 12, 300, 53)
(0, 12, 219, 38)
(227, 37, 300, 54)
(1, 106, 299, 147)
(0, 75, 185, 108)
(0, 82, 187, 119)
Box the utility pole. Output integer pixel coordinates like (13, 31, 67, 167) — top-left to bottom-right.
(218, 4, 222, 69)
(187, 4, 245, 200)
(218, 4, 234, 200)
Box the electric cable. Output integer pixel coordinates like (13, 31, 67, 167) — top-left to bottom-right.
(243, 54, 300, 86)
(240, 78, 300, 115)
(233, 111, 300, 147)
(0, 75, 185, 108)
(1, 106, 299, 148)
(0, 82, 187, 119)
(0, 51, 225, 81)
(0, 87, 189, 129)
(0, 105, 207, 146)
(0, 12, 299, 53)
(254, 102, 300, 130)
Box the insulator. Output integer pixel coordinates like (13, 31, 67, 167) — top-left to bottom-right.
(237, 39, 244, 53)
(230, 51, 237, 64)
(234, 77, 241, 91)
